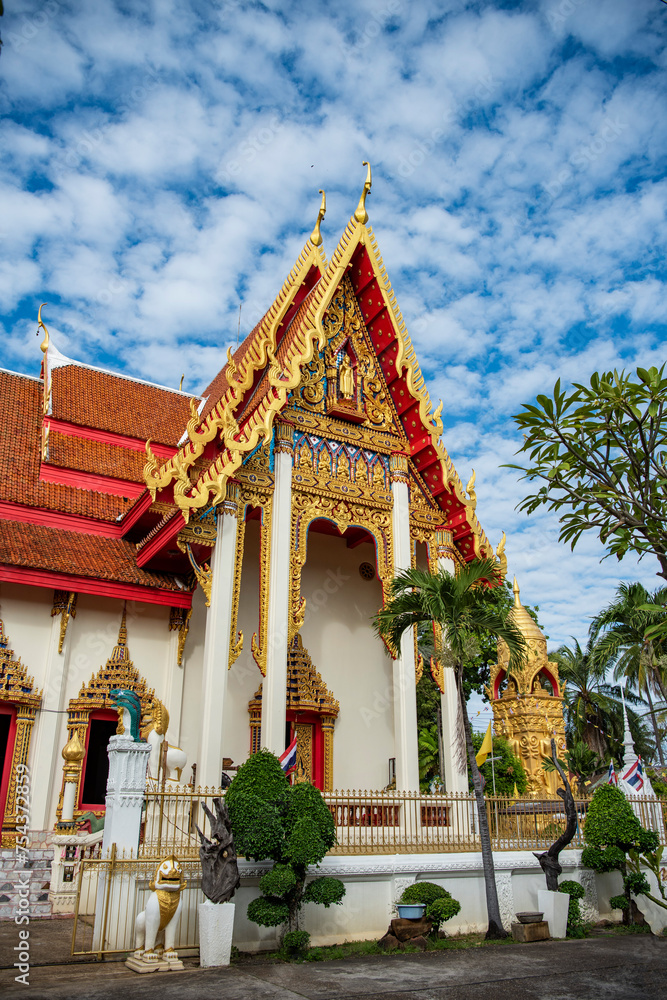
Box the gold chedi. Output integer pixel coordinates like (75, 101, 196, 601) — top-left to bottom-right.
(489, 578, 567, 797)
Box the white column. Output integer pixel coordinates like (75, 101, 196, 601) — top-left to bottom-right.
(434, 529, 469, 794)
(197, 486, 240, 789)
(163, 612, 187, 746)
(390, 454, 420, 792)
(261, 422, 294, 756)
(30, 594, 75, 831)
(100, 736, 151, 855)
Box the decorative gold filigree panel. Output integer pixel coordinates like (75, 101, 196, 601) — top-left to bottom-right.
(0, 616, 42, 846)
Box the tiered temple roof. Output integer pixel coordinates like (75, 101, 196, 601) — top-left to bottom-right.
(0, 178, 503, 607)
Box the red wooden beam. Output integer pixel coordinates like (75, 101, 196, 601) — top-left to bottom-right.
(0, 564, 192, 608)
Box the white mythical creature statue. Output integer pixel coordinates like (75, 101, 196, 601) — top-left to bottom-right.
(126, 856, 186, 973)
(141, 699, 188, 782)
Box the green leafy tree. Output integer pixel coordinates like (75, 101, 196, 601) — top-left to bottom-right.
(590, 582, 667, 764)
(581, 784, 660, 924)
(471, 733, 527, 796)
(505, 366, 667, 580)
(375, 558, 527, 940)
(225, 750, 345, 939)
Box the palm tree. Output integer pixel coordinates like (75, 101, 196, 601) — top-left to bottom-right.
(589, 583, 667, 764)
(552, 640, 654, 763)
(374, 558, 526, 941)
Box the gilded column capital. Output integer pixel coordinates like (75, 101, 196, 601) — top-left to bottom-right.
(389, 451, 409, 484)
(221, 479, 241, 516)
(434, 527, 455, 561)
(274, 421, 295, 457)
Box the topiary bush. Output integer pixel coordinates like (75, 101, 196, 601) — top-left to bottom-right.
(558, 880, 586, 938)
(581, 784, 660, 925)
(226, 750, 345, 942)
(280, 929, 310, 960)
(399, 882, 461, 932)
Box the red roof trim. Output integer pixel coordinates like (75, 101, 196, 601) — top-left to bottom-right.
(0, 501, 123, 538)
(44, 417, 176, 457)
(39, 463, 144, 499)
(135, 510, 185, 568)
(0, 564, 192, 608)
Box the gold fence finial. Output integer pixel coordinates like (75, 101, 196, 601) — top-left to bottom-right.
(37, 303, 50, 354)
(354, 161, 372, 224)
(310, 190, 326, 247)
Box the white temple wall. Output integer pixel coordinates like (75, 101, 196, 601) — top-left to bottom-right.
(177, 587, 206, 779)
(299, 532, 395, 791)
(224, 519, 264, 772)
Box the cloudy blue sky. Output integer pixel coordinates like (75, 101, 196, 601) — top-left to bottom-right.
(2, 0, 666, 679)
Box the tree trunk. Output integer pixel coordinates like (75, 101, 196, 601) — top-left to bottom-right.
(437, 702, 445, 787)
(457, 670, 507, 940)
(646, 687, 665, 766)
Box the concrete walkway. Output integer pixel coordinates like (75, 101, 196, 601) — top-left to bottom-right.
(2, 934, 666, 1000)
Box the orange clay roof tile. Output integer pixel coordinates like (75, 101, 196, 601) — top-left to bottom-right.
(0, 519, 183, 591)
(0, 372, 126, 521)
(50, 365, 193, 445)
(47, 430, 145, 483)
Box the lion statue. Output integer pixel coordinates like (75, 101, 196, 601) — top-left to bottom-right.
(141, 698, 188, 782)
(126, 855, 186, 973)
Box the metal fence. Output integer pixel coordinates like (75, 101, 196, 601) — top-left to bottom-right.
(72, 847, 204, 958)
(139, 785, 667, 858)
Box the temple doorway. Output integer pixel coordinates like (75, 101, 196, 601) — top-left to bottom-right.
(0, 705, 16, 836)
(79, 711, 117, 809)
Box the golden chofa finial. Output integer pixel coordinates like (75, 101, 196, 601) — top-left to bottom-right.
(310, 190, 326, 247)
(37, 303, 50, 354)
(513, 575, 521, 608)
(354, 161, 372, 224)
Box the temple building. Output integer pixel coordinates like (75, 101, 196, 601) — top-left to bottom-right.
(0, 172, 509, 844)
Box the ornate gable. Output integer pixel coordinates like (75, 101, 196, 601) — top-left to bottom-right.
(291, 275, 404, 440)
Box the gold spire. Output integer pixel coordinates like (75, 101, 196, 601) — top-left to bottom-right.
(310, 190, 326, 247)
(510, 577, 544, 640)
(37, 303, 50, 354)
(354, 161, 372, 224)
(111, 608, 129, 663)
(62, 730, 84, 763)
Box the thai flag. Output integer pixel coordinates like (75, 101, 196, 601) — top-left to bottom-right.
(608, 761, 618, 785)
(623, 756, 644, 792)
(279, 735, 298, 773)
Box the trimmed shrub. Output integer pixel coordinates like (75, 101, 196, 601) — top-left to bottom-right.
(399, 882, 461, 931)
(281, 930, 310, 960)
(303, 877, 346, 907)
(226, 750, 345, 942)
(558, 880, 586, 938)
(583, 784, 660, 923)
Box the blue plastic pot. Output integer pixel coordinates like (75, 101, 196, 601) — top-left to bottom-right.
(396, 903, 426, 919)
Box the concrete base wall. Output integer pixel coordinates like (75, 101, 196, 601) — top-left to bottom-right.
(227, 849, 619, 951)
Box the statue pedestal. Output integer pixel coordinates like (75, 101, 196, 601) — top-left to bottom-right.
(198, 901, 235, 967)
(538, 889, 569, 939)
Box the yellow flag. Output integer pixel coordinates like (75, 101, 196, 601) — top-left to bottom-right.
(475, 723, 493, 767)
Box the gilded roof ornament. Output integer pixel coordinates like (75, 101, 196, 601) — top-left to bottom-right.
(510, 577, 545, 640)
(310, 190, 326, 247)
(37, 303, 50, 354)
(62, 730, 84, 763)
(354, 161, 372, 224)
(465, 468, 477, 508)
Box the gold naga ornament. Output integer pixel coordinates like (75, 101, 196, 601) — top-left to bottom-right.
(488, 578, 567, 798)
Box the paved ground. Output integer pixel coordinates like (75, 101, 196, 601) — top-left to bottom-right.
(1, 931, 667, 1000)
